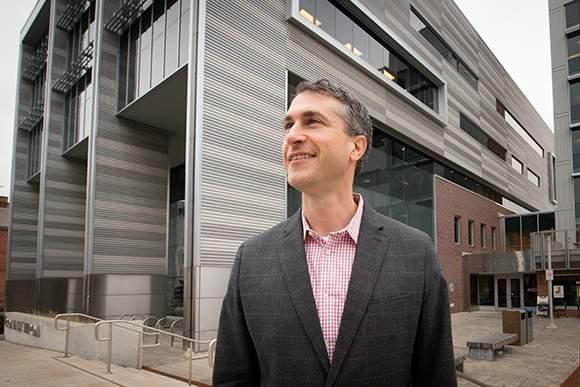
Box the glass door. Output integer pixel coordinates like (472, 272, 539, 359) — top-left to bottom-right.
(496, 276, 523, 309)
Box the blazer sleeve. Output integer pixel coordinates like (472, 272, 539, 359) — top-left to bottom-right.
(212, 244, 261, 386)
(411, 239, 458, 387)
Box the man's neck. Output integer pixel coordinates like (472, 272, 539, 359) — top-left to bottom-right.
(302, 189, 358, 237)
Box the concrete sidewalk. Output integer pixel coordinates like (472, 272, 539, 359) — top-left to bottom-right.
(0, 338, 189, 386)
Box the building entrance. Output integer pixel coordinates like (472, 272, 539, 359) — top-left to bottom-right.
(496, 276, 523, 309)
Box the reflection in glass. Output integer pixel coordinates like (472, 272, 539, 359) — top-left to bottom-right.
(298, 0, 437, 110)
(566, 0, 579, 29)
(497, 278, 507, 308)
(510, 278, 521, 308)
(524, 274, 537, 307)
(568, 32, 580, 76)
(167, 163, 185, 317)
(571, 81, 580, 125)
(505, 217, 521, 251)
(574, 177, 580, 228)
(118, 0, 190, 109)
(478, 275, 494, 306)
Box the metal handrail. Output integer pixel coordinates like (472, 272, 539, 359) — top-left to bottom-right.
(118, 314, 133, 320)
(95, 319, 216, 386)
(141, 316, 159, 327)
(130, 314, 147, 321)
(54, 313, 103, 357)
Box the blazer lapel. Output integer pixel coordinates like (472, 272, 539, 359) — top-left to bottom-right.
(326, 205, 390, 386)
(277, 211, 331, 372)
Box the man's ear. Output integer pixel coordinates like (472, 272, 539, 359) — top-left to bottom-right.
(350, 135, 367, 162)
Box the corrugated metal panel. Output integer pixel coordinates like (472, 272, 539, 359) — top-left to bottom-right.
(200, 0, 287, 266)
(91, 21, 169, 275)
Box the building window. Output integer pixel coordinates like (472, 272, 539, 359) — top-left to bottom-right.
(568, 32, 580, 76)
(511, 156, 523, 174)
(63, 69, 92, 152)
(468, 220, 474, 247)
(481, 224, 486, 249)
(459, 114, 505, 160)
(68, 1, 95, 69)
(566, 0, 579, 29)
(410, 7, 478, 90)
(491, 226, 497, 250)
(570, 81, 580, 125)
(454, 216, 461, 244)
(497, 100, 543, 157)
(118, 0, 190, 109)
(298, 0, 438, 111)
(574, 177, 580, 228)
(28, 120, 43, 180)
(527, 169, 540, 187)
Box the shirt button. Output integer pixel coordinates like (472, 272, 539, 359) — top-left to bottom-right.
(325, 249, 331, 256)
(323, 293, 329, 300)
(308, 231, 314, 237)
(325, 340, 329, 347)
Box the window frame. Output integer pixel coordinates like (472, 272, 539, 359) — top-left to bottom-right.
(454, 216, 461, 245)
(468, 220, 474, 247)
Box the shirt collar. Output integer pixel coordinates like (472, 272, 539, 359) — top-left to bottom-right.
(302, 194, 364, 244)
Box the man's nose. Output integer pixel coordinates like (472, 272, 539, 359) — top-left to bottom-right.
(285, 122, 306, 145)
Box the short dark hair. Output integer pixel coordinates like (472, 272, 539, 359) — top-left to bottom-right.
(295, 79, 372, 177)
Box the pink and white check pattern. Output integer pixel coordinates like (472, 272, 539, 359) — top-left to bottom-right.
(302, 194, 363, 363)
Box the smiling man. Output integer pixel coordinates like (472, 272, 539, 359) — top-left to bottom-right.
(212, 80, 457, 386)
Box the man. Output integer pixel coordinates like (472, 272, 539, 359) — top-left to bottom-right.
(213, 80, 457, 386)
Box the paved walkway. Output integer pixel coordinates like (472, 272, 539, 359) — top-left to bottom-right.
(452, 312, 580, 387)
(1, 312, 579, 386)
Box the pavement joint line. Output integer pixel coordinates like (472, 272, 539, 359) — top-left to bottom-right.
(52, 355, 127, 387)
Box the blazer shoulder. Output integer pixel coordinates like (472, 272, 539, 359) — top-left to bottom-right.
(241, 210, 300, 248)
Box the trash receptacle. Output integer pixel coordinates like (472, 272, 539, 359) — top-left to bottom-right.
(502, 309, 527, 345)
(523, 308, 533, 343)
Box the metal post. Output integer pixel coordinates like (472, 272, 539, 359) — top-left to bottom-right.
(64, 318, 70, 357)
(107, 323, 113, 373)
(547, 236, 557, 329)
(188, 341, 193, 386)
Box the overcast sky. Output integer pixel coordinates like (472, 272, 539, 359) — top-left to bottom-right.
(0, 0, 554, 200)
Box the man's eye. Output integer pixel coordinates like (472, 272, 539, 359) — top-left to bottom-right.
(284, 123, 293, 131)
(308, 119, 319, 125)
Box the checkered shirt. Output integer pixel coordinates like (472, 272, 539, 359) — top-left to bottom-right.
(302, 194, 363, 363)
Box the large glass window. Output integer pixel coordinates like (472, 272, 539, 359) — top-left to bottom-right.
(553, 275, 580, 307)
(28, 120, 43, 180)
(524, 274, 537, 307)
(571, 81, 580, 125)
(505, 216, 521, 251)
(118, 0, 190, 109)
(497, 100, 543, 157)
(511, 156, 523, 174)
(568, 32, 580, 76)
(298, 0, 438, 111)
(527, 169, 540, 187)
(63, 70, 92, 152)
(410, 7, 478, 90)
(68, 1, 95, 69)
(574, 177, 580, 228)
(167, 164, 185, 316)
(460, 114, 505, 160)
(566, 0, 579, 29)
(478, 275, 495, 306)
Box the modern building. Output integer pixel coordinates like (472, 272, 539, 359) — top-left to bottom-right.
(546, 0, 580, 314)
(0, 196, 9, 309)
(8, 0, 556, 344)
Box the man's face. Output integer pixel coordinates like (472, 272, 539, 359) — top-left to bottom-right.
(282, 91, 364, 196)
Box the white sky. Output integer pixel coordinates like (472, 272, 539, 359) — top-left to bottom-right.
(0, 0, 555, 200)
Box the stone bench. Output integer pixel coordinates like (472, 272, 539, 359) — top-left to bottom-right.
(466, 333, 518, 361)
(454, 352, 467, 372)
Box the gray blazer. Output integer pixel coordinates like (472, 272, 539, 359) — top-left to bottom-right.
(213, 204, 457, 386)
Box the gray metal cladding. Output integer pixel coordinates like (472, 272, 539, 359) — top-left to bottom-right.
(39, 13, 87, 278)
(9, 43, 40, 281)
(90, 24, 169, 275)
(200, 0, 287, 266)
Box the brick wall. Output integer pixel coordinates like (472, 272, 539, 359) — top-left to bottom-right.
(435, 177, 516, 312)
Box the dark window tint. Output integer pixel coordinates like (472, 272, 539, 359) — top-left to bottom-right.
(566, 0, 579, 29)
(570, 81, 580, 125)
(460, 114, 506, 160)
(568, 32, 580, 75)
